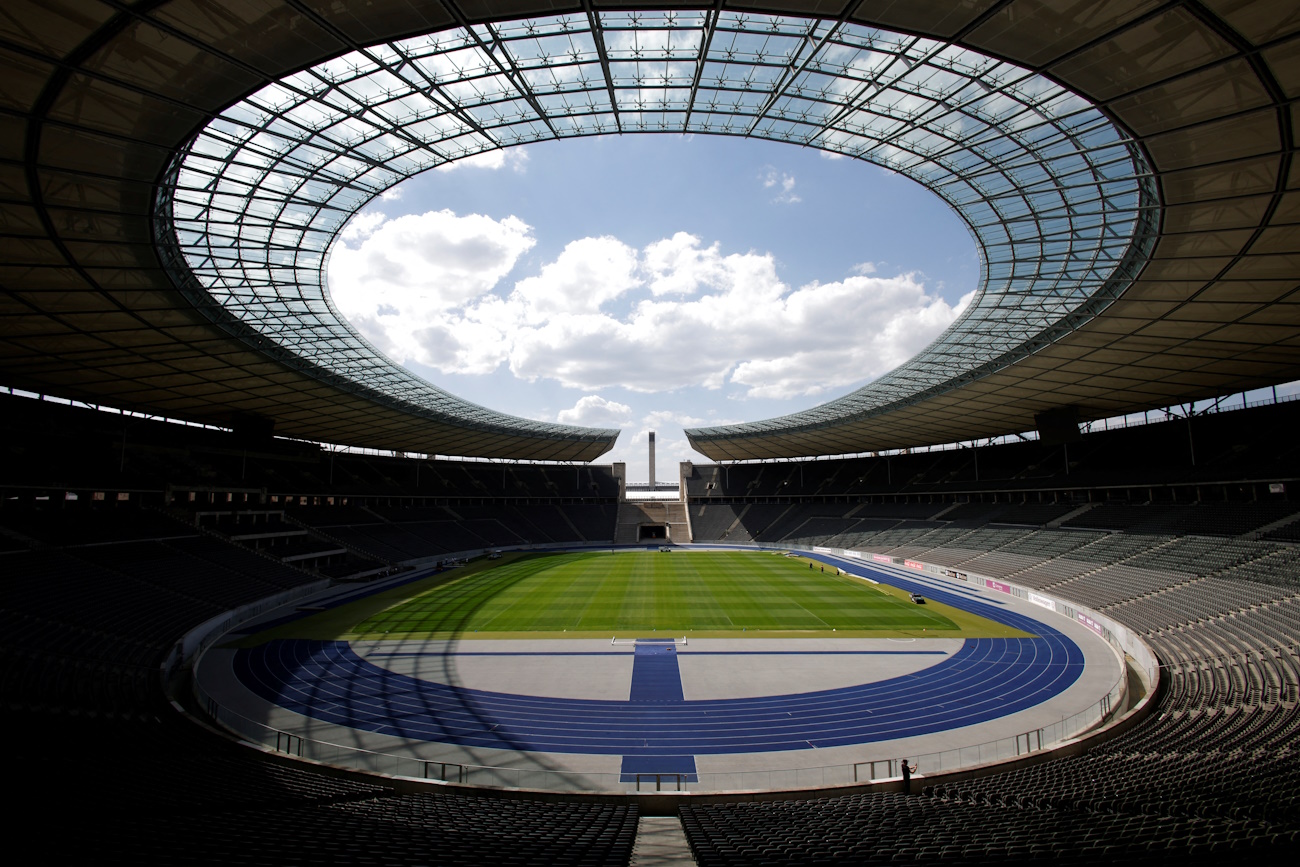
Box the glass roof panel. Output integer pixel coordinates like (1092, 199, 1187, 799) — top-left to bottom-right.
(156, 10, 1155, 451)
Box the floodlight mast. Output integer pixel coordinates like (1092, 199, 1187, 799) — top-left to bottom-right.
(649, 431, 656, 493)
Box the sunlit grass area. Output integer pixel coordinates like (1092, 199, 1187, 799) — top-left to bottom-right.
(246, 550, 1030, 642)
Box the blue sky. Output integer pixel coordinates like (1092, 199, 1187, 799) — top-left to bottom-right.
(328, 134, 979, 480)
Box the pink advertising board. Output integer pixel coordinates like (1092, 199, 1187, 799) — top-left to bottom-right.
(1077, 612, 1106, 637)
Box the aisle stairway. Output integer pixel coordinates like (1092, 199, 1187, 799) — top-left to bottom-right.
(631, 816, 697, 865)
(615, 501, 691, 544)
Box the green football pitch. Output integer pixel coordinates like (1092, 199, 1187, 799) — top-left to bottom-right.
(255, 550, 1029, 641)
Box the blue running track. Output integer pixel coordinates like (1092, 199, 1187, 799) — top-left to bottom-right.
(231, 562, 1085, 757)
(629, 640, 685, 702)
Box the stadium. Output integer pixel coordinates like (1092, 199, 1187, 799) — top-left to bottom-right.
(3, 0, 1299, 863)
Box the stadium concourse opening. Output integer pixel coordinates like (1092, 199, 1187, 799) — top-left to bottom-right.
(6, 0, 1300, 863)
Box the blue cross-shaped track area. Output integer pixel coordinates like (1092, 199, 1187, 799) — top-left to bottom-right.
(230, 561, 1085, 757)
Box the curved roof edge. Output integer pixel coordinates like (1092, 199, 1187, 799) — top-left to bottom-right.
(152, 213, 619, 462)
(5, 1, 1298, 464)
(157, 9, 1153, 464)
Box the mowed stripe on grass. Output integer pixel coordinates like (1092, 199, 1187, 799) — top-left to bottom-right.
(332, 551, 1006, 639)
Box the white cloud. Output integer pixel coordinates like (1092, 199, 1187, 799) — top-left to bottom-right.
(504, 241, 787, 392)
(340, 210, 386, 243)
(505, 237, 961, 398)
(723, 272, 961, 399)
(952, 288, 976, 317)
(643, 409, 710, 428)
(556, 395, 634, 427)
(642, 232, 728, 296)
(379, 186, 404, 202)
(513, 236, 641, 315)
(760, 166, 801, 204)
(436, 148, 530, 173)
(328, 209, 535, 369)
(852, 261, 877, 275)
(331, 226, 964, 401)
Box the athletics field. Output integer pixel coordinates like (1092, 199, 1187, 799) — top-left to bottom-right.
(249, 550, 1030, 641)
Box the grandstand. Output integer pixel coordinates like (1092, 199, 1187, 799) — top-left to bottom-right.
(4, 0, 1300, 863)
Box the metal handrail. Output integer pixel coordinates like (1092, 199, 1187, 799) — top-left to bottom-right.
(192, 666, 1125, 795)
